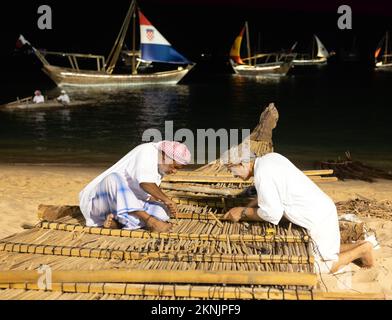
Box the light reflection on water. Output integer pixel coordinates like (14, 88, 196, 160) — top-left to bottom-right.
(0, 72, 391, 170)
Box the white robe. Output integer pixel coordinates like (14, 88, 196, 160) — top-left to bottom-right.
(253, 153, 340, 264)
(79, 142, 165, 228)
(33, 95, 44, 104)
(57, 94, 70, 104)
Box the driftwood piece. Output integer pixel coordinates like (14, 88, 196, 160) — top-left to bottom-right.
(336, 198, 392, 220)
(317, 152, 392, 182)
(195, 103, 279, 174)
(37, 204, 82, 221)
(339, 221, 365, 243)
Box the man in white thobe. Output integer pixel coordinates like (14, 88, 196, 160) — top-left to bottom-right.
(57, 90, 71, 104)
(33, 90, 44, 104)
(224, 152, 374, 274)
(79, 141, 191, 233)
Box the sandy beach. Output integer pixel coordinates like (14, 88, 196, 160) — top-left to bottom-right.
(0, 164, 392, 297)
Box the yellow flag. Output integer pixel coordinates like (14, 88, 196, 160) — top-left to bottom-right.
(230, 26, 245, 64)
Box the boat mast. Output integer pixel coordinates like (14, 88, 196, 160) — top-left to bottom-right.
(132, 11, 137, 74)
(312, 35, 315, 60)
(384, 31, 389, 64)
(256, 32, 261, 65)
(106, 0, 136, 74)
(245, 21, 251, 66)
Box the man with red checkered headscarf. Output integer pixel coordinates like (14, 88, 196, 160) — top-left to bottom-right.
(79, 141, 191, 233)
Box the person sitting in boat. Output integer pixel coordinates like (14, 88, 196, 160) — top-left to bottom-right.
(57, 90, 70, 104)
(33, 90, 44, 104)
(223, 152, 375, 274)
(79, 141, 191, 233)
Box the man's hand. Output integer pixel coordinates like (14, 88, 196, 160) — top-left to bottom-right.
(146, 216, 173, 233)
(164, 199, 178, 218)
(223, 207, 246, 223)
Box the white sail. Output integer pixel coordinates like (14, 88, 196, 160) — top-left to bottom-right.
(314, 35, 329, 58)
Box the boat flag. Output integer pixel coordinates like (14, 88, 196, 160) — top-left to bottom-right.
(314, 35, 329, 58)
(139, 10, 191, 64)
(230, 26, 245, 64)
(16, 34, 31, 48)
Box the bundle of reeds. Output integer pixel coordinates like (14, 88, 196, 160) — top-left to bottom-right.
(336, 197, 392, 220)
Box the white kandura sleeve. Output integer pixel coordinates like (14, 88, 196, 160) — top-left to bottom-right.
(256, 176, 284, 225)
(133, 151, 158, 184)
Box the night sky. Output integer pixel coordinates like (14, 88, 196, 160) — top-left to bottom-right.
(1, 0, 392, 72)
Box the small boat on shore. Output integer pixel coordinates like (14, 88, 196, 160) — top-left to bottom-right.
(0, 96, 91, 111)
(374, 31, 392, 71)
(18, 0, 194, 88)
(229, 22, 295, 77)
(292, 35, 331, 68)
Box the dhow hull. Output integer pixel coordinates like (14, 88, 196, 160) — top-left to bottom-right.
(42, 65, 192, 88)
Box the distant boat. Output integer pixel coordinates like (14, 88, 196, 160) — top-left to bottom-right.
(292, 35, 330, 67)
(0, 96, 91, 111)
(374, 31, 392, 71)
(19, 0, 194, 88)
(229, 22, 295, 77)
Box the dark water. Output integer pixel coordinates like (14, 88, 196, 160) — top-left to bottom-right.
(0, 65, 391, 170)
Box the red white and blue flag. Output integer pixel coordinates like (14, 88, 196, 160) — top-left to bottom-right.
(139, 10, 190, 64)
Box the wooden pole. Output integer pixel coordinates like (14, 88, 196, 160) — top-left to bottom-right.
(0, 269, 317, 286)
(385, 31, 389, 64)
(160, 182, 244, 196)
(106, 1, 136, 74)
(0, 283, 385, 300)
(245, 21, 251, 66)
(132, 11, 137, 74)
(312, 35, 315, 60)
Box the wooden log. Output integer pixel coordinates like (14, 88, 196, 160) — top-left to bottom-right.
(0, 269, 317, 286)
(37, 204, 81, 221)
(0, 283, 385, 300)
(164, 169, 334, 181)
(160, 182, 244, 196)
(311, 177, 339, 183)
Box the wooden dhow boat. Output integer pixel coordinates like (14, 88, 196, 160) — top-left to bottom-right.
(292, 35, 331, 67)
(229, 22, 295, 77)
(19, 1, 194, 88)
(0, 96, 91, 111)
(374, 31, 392, 71)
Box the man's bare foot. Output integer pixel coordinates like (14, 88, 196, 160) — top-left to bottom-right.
(360, 242, 375, 268)
(103, 214, 120, 229)
(146, 216, 172, 233)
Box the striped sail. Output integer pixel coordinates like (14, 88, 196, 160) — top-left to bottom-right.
(139, 10, 190, 64)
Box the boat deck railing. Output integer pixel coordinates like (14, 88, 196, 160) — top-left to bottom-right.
(39, 50, 106, 72)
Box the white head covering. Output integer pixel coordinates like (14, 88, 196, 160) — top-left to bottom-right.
(220, 139, 256, 165)
(156, 141, 192, 165)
